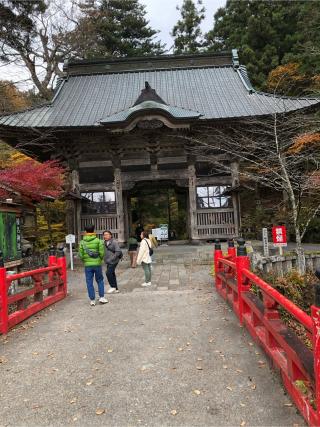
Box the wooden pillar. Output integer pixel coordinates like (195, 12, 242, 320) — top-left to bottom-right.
(114, 168, 125, 244)
(66, 167, 81, 243)
(231, 161, 240, 236)
(188, 164, 198, 242)
(123, 192, 129, 241)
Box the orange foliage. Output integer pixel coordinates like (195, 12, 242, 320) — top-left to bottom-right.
(267, 63, 306, 94)
(289, 133, 320, 154)
(0, 81, 30, 113)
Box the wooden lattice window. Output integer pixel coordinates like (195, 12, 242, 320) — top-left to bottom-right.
(81, 192, 116, 214)
(196, 186, 231, 209)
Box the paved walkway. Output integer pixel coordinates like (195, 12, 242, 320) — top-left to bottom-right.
(0, 260, 305, 426)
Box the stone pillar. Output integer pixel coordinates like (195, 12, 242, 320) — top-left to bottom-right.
(188, 164, 199, 242)
(114, 168, 125, 244)
(231, 161, 240, 236)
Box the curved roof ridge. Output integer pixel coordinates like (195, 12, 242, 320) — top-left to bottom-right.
(236, 66, 255, 93)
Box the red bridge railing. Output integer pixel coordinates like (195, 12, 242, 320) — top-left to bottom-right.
(214, 238, 320, 427)
(0, 247, 67, 335)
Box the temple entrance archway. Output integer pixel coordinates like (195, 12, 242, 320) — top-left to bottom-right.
(125, 181, 188, 241)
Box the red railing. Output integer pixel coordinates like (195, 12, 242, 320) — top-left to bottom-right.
(214, 238, 320, 427)
(0, 248, 67, 335)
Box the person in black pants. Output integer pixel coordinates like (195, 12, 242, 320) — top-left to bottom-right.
(103, 230, 122, 294)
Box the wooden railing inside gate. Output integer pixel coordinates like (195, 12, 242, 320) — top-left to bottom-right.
(0, 248, 67, 335)
(214, 238, 320, 427)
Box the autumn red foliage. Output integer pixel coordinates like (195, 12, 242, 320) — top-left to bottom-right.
(0, 160, 65, 201)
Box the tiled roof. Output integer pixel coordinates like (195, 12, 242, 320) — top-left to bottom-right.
(0, 58, 318, 129)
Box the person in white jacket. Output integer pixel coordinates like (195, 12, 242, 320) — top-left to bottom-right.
(137, 230, 152, 287)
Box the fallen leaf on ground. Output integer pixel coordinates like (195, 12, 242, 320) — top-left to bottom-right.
(284, 403, 293, 407)
(0, 357, 8, 363)
(107, 349, 113, 353)
(193, 389, 201, 395)
(258, 360, 265, 365)
(95, 408, 105, 415)
(240, 403, 246, 407)
(86, 381, 93, 386)
(251, 384, 256, 390)
(197, 358, 203, 361)
(248, 342, 253, 346)
(72, 417, 78, 422)
(186, 342, 190, 346)
(226, 386, 233, 391)
(170, 409, 178, 416)
(178, 348, 183, 352)
(240, 421, 246, 426)
(82, 355, 87, 359)
(158, 346, 165, 349)
(69, 399, 77, 404)
(223, 365, 228, 369)
(196, 366, 203, 370)
(236, 369, 243, 373)
(32, 352, 38, 355)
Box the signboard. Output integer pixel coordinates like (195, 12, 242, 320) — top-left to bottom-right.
(65, 234, 75, 270)
(65, 234, 75, 244)
(159, 224, 168, 241)
(262, 228, 269, 257)
(272, 226, 287, 247)
(152, 228, 161, 240)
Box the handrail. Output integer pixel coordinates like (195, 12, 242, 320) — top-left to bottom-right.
(213, 238, 320, 426)
(243, 268, 313, 332)
(0, 248, 67, 335)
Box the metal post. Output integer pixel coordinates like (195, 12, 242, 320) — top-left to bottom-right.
(57, 248, 67, 296)
(236, 238, 250, 324)
(311, 269, 320, 422)
(0, 251, 8, 334)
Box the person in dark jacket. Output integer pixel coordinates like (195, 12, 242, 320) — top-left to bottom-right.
(135, 223, 144, 242)
(127, 234, 138, 268)
(79, 224, 108, 306)
(103, 230, 122, 293)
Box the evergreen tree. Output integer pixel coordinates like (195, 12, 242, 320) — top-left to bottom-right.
(74, 0, 165, 58)
(205, 0, 311, 90)
(171, 0, 205, 54)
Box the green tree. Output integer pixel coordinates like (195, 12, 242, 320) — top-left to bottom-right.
(205, 0, 312, 90)
(72, 0, 165, 58)
(171, 0, 205, 54)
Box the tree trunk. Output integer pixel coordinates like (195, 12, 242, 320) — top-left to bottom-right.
(294, 224, 305, 275)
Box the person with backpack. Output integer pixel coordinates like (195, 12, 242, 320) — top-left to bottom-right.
(137, 230, 153, 287)
(79, 224, 108, 306)
(103, 230, 123, 293)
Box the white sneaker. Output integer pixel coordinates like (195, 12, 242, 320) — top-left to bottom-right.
(90, 300, 96, 306)
(141, 282, 151, 287)
(99, 297, 108, 304)
(107, 288, 116, 294)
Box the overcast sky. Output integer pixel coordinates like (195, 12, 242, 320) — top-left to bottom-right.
(0, 0, 226, 88)
(144, 0, 226, 50)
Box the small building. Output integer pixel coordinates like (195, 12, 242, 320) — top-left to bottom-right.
(0, 50, 318, 243)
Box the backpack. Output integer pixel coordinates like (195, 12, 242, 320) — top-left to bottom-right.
(82, 241, 100, 259)
(145, 239, 153, 257)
